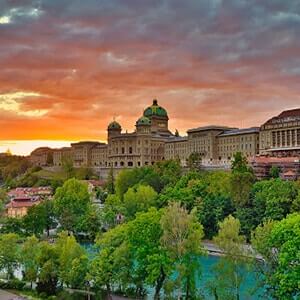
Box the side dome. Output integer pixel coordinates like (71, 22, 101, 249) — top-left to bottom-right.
(136, 116, 151, 126)
(144, 99, 168, 118)
(108, 120, 121, 130)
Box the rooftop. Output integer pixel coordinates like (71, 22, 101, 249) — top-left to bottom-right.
(218, 127, 260, 137)
(251, 156, 300, 164)
(187, 125, 236, 133)
(165, 136, 188, 143)
(264, 108, 300, 125)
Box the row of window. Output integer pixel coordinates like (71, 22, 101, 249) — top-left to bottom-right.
(271, 129, 300, 148)
(264, 121, 300, 130)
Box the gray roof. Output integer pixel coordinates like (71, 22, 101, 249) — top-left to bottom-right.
(165, 136, 188, 143)
(187, 125, 236, 133)
(218, 127, 260, 137)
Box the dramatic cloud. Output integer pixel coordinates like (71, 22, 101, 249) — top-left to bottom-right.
(1, 0, 300, 148)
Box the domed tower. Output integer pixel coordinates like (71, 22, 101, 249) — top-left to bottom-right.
(107, 120, 122, 140)
(136, 116, 151, 134)
(143, 99, 170, 134)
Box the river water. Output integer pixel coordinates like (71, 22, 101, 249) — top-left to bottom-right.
(82, 243, 271, 300)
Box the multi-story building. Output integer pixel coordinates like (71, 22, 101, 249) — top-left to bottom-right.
(49, 100, 173, 174)
(217, 127, 260, 166)
(6, 196, 41, 218)
(165, 136, 188, 166)
(106, 100, 171, 168)
(53, 147, 73, 166)
(6, 186, 52, 218)
(165, 126, 260, 168)
(259, 108, 300, 157)
(30, 147, 53, 166)
(187, 126, 236, 166)
(30, 103, 300, 173)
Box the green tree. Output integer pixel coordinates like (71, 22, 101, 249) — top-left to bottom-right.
(153, 159, 182, 189)
(196, 193, 234, 239)
(90, 223, 131, 294)
(252, 214, 300, 300)
(77, 205, 103, 240)
(209, 215, 251, 300)
(106, 167, 115, 194)
(252, 179, 297, 221)
(54, 178, 91, 233)
(269, 166, 280, 178)
(23, 203, 47, 236)
(231, 152, 249, 173)
(187, 152, 202, 170)
(0, 217, 23, 235)
(0, 188, 8, 214)
(56, 232, 88, 288)
(23, 200, 56, 237)
(160, 202, 205, 299)
(251, 220, 277, 296)
(42, 199, 57, 236)
(127, 208, 170, 299)
(76, 167, 95, 180)
(62, 156, 74, 179)
(230, 152, 255, 207)
(0, 233, 20, 279)
(123, 185, 157, 219)
(36, 241, 59, 295)
(21, 235, 40, 288)
(101, 194, 126, 228)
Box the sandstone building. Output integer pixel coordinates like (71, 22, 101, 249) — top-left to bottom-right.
(259, 108, 300, 157)
(30, 102, 300, 174)
(49, 100, 173, 176)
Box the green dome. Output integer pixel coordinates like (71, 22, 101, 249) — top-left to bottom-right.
(108, 120, 121, 130)
(144, 99, 168, 118)
(136, 116, 151, 126)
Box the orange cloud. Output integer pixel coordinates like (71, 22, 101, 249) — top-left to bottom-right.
(0, 0, 300, 150)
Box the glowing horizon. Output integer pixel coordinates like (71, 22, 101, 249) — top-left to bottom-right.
(0, 140, 80, 156)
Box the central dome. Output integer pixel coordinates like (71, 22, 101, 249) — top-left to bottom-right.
(144, 99, 168, 118)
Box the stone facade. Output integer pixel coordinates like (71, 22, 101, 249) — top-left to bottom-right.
(259, 108, 300, 157)
(217, 127, 260, 166)
(29, 147, 53, 166)
(50, 100, 173, 172)
(165, 126, 260, 168)
(53, 147, 73, 166)
(250, 156, 300, 180)
(30, 105, 300, 172)
(165, 136, 189, 166)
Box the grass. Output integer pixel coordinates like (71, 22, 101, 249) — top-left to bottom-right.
(33, 169, 67, 181)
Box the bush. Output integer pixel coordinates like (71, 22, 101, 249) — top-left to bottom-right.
(0, 278, 26, 290)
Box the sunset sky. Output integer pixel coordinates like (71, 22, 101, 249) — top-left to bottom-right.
(1, 0, 300, 155)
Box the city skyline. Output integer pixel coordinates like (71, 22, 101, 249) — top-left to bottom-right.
(1, 1, 300, 155)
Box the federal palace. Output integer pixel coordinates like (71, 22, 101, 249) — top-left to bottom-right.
(30, 100, 300, 178)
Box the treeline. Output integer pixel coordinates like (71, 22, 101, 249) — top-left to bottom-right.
(0, 206, 298, 299)
(0, 155, 31, 185)
(0, 154, 99, 189)
(0, 153, 299, 299)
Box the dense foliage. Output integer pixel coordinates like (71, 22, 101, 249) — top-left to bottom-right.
(0, 155, 299, 299)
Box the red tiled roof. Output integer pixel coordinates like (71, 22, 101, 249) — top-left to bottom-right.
(264, 108, 300, 125)
(278, 108, 300, 118)
(6, 200, 39, 209)
(251, 156, 300, 164)
(84, 180, 106, 187)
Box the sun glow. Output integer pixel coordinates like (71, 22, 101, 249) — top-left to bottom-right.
(0, 140, 76, 156)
